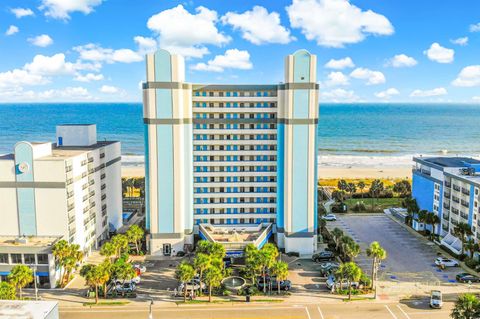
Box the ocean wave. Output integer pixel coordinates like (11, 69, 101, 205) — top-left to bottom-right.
(121, 155, 145, 166)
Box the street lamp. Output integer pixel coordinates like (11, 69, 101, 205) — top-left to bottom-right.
(148, 299, 154, 319)
(30, 264, 38, 301)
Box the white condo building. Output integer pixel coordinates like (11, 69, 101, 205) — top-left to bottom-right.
(0, 124, 122, 255)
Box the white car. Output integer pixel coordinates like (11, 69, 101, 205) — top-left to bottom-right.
(430, 290, 443, 309)
(322, 214, 337, 221)
(326, 276, 359, 290)
(435, 257, 459, 267)
(114, 276, 141, 285)
(134, 264, 147, 274)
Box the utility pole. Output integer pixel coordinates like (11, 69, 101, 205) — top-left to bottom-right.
(31, 264, 38, 301)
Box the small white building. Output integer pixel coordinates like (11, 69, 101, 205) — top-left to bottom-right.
(0, 300, 59, 319)
(0, 124, 122, 256)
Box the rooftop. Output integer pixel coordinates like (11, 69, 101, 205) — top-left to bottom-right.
(0, 236, 61, 248)
(415, 156, 480, 168)
(0, 301, 58, 319)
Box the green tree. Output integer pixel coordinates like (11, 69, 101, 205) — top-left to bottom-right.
(425, 212, 440, 240)
(346, 183, 357, 198)
(331, 228, 344, 252)
(62, 244, 83, 285)
(111, 260, 136, 285)
(344, 240, 361, 262)
(244, 244, 263, 285)
(100, 241, 116, 262)
(203, 265, 223, 302)
(402, 197, 419, 226)
(99, 260, 112, 298)
(0, 282, 16, 300)
(464, 238, 479, 259)
(454, 222, 473, 256)
(176, 262, 196, 302)
(259, 243, 279, 293)
(193, 253, 210, 296)
(52, 239, 69, 287)
(332, 190, 346, 204)
(340, 262, 362, 300)
(357, 181, 366, 198)
(369, 180, 384, 212)
(8, 265, 33, 299)
(366, 241, 387, 293)
(393, 180, 411, 197)
(451, 293, 480, 319)
(111, 234, 129, 259)
(270, 261, 289, 294)
(337, 180, 348, 191)
(126, 225, 144, 255)
(196, 241, 226, 261)
(81, 264, 109, 304)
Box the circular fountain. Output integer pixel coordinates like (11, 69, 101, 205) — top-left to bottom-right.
(222, 276, 246, 291)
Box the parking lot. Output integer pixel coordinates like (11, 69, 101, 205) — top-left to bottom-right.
(326, 214, 462, 284)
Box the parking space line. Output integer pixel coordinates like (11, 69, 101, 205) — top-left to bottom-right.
(385, 305, 398, 319)
(316, 305, 325, 319)
(305, 307, 312, 319)
(396, 305, 411, 319)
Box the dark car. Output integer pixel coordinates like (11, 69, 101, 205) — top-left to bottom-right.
(456, 273, 480, 283)
(312, 251, 335, 262)
(257, 278, 291, 291)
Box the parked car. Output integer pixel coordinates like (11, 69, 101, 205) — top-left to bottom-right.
(430, 290, 443, 309)
(133, 264, 147, 274)
(456, 273, 480, 283)
(435, 257, 459, 267)
(326, 276, 359, 290)
(257, 279, 291, 291)
(115, 282, 136, 293)
(319, 262, 340, 276)
(114, 276, 141, 285)
(312, 251, 335, 262)
(178, 279, 206, 291)
(322, 214, 337, 221)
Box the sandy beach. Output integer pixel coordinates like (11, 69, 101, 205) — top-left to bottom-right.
(121, 165, 412, 180)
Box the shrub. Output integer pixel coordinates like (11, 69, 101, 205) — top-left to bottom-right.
(465, 257, 479, 269)
(351, 202, 366, 212)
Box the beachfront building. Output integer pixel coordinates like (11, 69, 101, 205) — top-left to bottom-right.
(143, 49, 319, 256)
(412, 156, 480, 254)
(0, 300, 59, 319)
(0, 124, 123, 257)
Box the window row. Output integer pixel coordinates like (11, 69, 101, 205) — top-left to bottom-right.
(194, 91, 275, 97)
(195, 187, 276, 193)
(0, 253, 49, 265)
(194, 112, 275, 119)
(194, 176, 276, 183)
(194, 102, 276, 108)
(195, 166, 276, 173)
(194, 123, 276, 130)
(194, 134, 277, 141)
(194, 145, 276, 151)
(195, 197, 276, 204)
(194, 155, 276, 162)
(195, 208, 275, 214)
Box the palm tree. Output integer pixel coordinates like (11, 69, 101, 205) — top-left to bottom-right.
(417, 210, 428, 230)
(454, 222, 473, 255)
(111, 234, 129, 259)
(341, 262, 362, 300)
(8, 265, 33, 299)
(402, 197, 419, 226)
(52, 239, 69, 286)
(393, 180, 411, 197)
(331, 228, 344, 252)
(270, 261, 289, 294)
(244, 244, 262, 285)
(0, 282, 16, 300)
(464, 239, 479, 259)
(259, 243, 279, 293)
(62, 244, 83, 285)
(451, 293, 480, 319)
(81, 264, 109, 304)
(100, 242, 116, 262)
(369, 180, 384, 212)
(176, 262, 196, 302)
(203, 265, 223, 302)
(193, 253, 210, 296)
(366, 241, 387, 295)
(337, 180, 348, 192)
(358, 181, 366, 198)
(344, 241, 361, 262)
(346, 183, 357, 198)
(126, 225, 144, 255)
(425, 212, 440, 240)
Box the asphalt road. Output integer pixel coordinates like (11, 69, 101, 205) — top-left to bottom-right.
(60, 300, 453, 319)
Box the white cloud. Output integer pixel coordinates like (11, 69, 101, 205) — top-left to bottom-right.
(286, 0, 394, 48)
(0, 69, 47, 88)
(324, 71, 349, 86)
(472, 96, 480, 102)
(324, 57, 355, 69)
(452, 65, 480, 87)
(39, 0, 103, 20)
(387, 54, 417, 68)
(134, 36, 158, 54)
(191, 49, 252, 72)
(320, 88, 359, 102)
(73, 44, 143, 63)
(410, 87, 447, 97)
(451, 37, 468, 46)
(221, 6, 294, 45)
(28, 34, 53, 47)
(147, 5, 230, 58)
(5, 25, 19, 36)
(11, 8, 34, 18)
(99, 85, 119, 94)
(75, 73, 104, 82)
(24, 54, 77, 76)
(350, 67, 385, 85)
(424, 43, 454, 63)
(38, 86, 92, 100)
(470, 23, 480, 32)
(375, 87, 399, 99)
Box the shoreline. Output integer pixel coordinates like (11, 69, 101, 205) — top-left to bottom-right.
(121, 165, 412, 180)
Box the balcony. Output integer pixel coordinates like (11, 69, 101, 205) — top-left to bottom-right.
(443, 203, 450, 210)
(452, 196, 460, 204)
(442, 213, 449, 220)
(461, 200, 470, 208)
(444, 192, 451, 198)
(462, 188, 471, 196)
(453, 185, 461, 192)
(460, 213, 469, 220)
(445, 181, 452, 188)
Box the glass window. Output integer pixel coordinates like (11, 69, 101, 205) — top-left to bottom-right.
(10, 254, 22, 264)
(0, 254, 8, 264)
(37, 254, 49, 265)
(24, 254, 35, 264)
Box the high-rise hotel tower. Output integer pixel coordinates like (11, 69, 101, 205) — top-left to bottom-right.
(143, 49, 319, 256)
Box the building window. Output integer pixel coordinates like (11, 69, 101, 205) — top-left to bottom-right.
(24, 254, 35, 264)
(36, 254, 48, 265)
(0, 254, 8, 264)
(10, 254, 22, 264)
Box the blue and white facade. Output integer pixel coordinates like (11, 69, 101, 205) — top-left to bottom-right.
(413, 157, 480, 254)
(143, 49, 319, 255)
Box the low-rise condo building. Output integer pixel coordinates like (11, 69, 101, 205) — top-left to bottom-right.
(412, 156, 480, 254)
(0, 124, 122, 256)
(143, 49, 319, 256)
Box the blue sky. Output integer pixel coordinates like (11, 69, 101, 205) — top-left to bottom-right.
(0, 0, 480, 103)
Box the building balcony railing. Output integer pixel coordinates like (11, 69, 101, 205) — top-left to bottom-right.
(461, 200, 470, 208)
(460, 213, 469, 220)
(453, 185, 461, 192)
(452, 197, 460, 203)
(445, 181, 452, 188)
(443, 203, 450, 210)
(452, 208, 459, 215)
(444, 192, 451, 198)
(443, 213, 449, 220)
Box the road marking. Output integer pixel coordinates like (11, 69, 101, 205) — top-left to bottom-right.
(396, 305, 411, 319)
(385, 305, 398, 319)
(61, 306, 303, 313)
(305, 307, 312, 319)
(317, 305, 325, 319)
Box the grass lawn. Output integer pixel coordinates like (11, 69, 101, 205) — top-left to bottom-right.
(318, 178, 409, 188)
(83, 301, 130, 306)
(176, 299, 283, 305)
(343, 197, 404, 213)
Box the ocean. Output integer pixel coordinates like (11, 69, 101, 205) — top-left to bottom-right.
(1, 103, 480, 168)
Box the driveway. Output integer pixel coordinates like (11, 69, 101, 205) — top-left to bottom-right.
(326, 214, 462, 284)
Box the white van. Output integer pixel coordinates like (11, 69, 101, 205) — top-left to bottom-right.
(430, 290, 443, 309)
